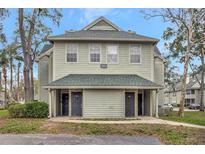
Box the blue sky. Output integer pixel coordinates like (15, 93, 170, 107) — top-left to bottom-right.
(3, 8, 184, 78)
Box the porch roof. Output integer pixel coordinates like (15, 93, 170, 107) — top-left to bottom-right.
(44, 74, 163, 89)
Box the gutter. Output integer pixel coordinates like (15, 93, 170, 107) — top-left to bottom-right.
(46, 37, 159, 43)
(35, 47, 53, 62)
(43, 85, 164, 90)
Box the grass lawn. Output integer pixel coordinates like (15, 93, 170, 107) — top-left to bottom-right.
(0, 110, 205, 144)
(0, 110, 9, 118)
(160, 111, 205, 126)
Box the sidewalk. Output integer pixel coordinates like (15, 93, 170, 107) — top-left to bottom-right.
(49, 116, 205, 129)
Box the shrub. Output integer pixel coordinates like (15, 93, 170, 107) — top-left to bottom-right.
(8, 104, 26, 118)
(8, 101, 48, 118)
(7, 102, 19, 108)
(25, 101, 48, 118)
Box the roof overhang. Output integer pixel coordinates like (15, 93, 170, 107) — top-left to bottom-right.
(47, 37, 159, 43)
(43, 85, 164, 90)
(154, 55, 167, 63)
(36, 47, 53, 62)
(43, 74, 164, 90)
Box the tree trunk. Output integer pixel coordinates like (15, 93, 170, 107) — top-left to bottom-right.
(30, 59, 34, 101)
(9, 58, 13, 98)
(3, 65, 7, 107)
(200, 54, 205, 111)
(0, 71, 2, 89)
(178, 23, 193, 117)
(178, 55, 189, 117)
(23, 54, 31, 102)
(17, 62, 20, 102)
(18, 8, 31, 102)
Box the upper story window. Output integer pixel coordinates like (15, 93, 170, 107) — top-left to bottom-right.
(130, 45, 141, 64)
(67, 43, 78, 62)
(89, 44, 101, 63)
(107, 45, 118, 64)
(186, 90, 195, 95)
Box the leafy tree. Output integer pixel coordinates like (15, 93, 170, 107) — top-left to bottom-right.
(0, 8, 8, 43)
(0, 49, 9, 106)
(0, 9, 9, 91)
(164, 55, 181, 91)
(143, 8, 205, 117)
(191, 14, 205, 111)
(17, 8, 62, 101)
(6, 44, 20, 93)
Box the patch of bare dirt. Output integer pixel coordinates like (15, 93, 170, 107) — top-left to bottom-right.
(40, 121, 60, 133)
(0, 118, 6, 127)
(188, 130, 205, 144)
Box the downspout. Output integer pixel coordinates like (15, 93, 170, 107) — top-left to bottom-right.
(155, 89, 159, 118)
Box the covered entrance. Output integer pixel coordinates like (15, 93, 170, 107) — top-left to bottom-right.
(46, 74, 161, 118)
(54, 90, 83, 117)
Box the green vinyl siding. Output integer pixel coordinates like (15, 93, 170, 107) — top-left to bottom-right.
(83, 89, 125, 118)
(53, 42, 154, 81)
(88, 20, 117, 31)
(154, 58, 165, 105)
(38, 56, 49, 103)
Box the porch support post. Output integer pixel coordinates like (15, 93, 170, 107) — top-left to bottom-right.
(150, 90, 153, 117)
(53, 90, 56, 117)
(155, 89, 159, 118)
(142, 91, 144, 115)
(135, 90, 138, 117)
(48, 88, 52, 118)
(69, 90, 71, 117)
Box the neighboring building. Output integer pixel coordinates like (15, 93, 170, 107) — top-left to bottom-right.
(165, 77, 205, 106)
(36, 17, 165, 118)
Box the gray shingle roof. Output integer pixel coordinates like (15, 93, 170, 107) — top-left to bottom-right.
(40, 44, 53, 54)
(45, 74, 162, 88)
(165, 80, 203, 93)
(47, 30, 159, 42)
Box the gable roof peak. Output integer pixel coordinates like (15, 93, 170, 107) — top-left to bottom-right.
(82, 16, 123, 31)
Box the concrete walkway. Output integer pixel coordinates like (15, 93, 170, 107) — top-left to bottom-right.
(49, 116, 205, 129)
(0, 134, 161, 145)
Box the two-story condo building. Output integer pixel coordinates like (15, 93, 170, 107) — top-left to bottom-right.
(37, 17, 165, 118)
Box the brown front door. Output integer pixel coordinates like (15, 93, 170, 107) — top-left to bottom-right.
(71, 92, 82, 116)
(125, 92, 135, 117)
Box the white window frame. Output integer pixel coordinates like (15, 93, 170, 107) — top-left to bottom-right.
(106, 44, 119, 64)
(65, 43, 78, 63)
(89, 43, 101, 63)
(129, 44, 141, 64)
(186, 90, 195, 95)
